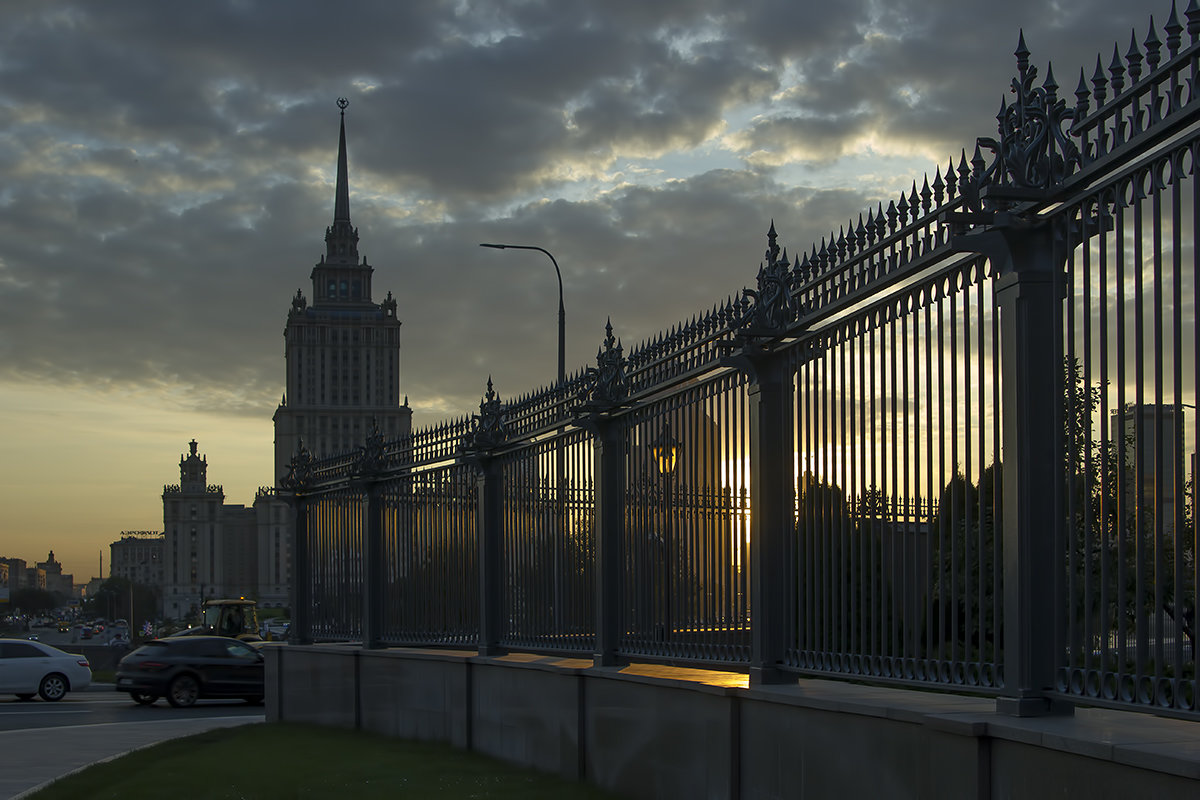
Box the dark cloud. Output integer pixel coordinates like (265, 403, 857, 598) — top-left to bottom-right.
(0, 0, 1156, 428)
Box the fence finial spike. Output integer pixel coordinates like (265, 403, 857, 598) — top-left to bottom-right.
(1125, 28, 1143, 82)
(1074, 66, 1090, 117)
(1187, 0, 1200, 43)
(1144, 15, 1163, 69)
(1043, 61, 1059, 98)
(1165, 4, 1183, 56)
(1015, 29, 1030, 75)
(1108, 42, 1126, 93)
(1091, 54, 1107, 105)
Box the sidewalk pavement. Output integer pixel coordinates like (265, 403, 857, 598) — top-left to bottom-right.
(1, 686, 262, 800)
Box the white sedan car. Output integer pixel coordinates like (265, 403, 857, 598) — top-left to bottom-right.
(0, 638, 92, 701)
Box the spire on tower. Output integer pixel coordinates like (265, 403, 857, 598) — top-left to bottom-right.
(334, 97, 351, 226)
(325, 97, 359, 264)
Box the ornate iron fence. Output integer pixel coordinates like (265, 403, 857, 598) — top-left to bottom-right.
(783, 253, 1001, 689)
(282, 8, 1198, 719)
(499, 426, 595, 653)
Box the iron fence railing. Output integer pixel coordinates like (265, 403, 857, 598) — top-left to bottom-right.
(619, 371, 752, 665)
(279, 9, 1198, 720)
(380, 464, 479, 647)
(784, 256, 1002, 690)
(1057, 125, 1200, 715)
(499, 427, 595, 653)
(306, 485, 364, 642)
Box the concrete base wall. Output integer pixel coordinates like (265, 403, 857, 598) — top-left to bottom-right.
(265, 646, 1200, 800)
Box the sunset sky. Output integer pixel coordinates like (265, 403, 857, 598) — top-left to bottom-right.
(0, 0, 1163, 581)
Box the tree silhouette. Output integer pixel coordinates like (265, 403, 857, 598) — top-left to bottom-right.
(928, 464, 1001, 664)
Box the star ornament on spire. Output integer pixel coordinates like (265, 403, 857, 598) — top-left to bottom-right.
(337, 97, 349, 112)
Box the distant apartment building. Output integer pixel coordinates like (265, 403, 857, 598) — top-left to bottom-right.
(34, 551, 73, 598)
(1110, 403, 1188, 534)
(0, 553, 73, 601)
(253, 489, 290, 609)
(0, 558, 23, 592)
(160, 441, 289, 619)
(110, 531, 164, 589)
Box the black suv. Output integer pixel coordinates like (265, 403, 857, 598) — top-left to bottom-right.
(115, 636, 264, 707)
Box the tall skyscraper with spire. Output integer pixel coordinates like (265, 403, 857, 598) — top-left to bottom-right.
(273, 99, 412, 481)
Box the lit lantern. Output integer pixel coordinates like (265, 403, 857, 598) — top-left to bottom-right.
(650, 423, 679, 476)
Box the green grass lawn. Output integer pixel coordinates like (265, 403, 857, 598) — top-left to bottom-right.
(29, 722, 625, 799)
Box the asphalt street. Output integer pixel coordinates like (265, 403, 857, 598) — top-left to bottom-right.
(0, 683, 263, 799)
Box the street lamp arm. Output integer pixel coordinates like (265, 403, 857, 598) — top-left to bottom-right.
(479, 242, 566, 386)
(479, 243, 563, 308)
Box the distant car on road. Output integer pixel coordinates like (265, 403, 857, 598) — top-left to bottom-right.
(261, 619, 290, 640)
(0, 639, 92, 701)
(115, 636, 264, 708)
(164, 625, 211, 638)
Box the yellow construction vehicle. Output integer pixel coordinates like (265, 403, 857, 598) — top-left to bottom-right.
(192, 598, 261, 642)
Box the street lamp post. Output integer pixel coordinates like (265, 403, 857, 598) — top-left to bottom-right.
(478, 243, 565, 387)
(479, 242, 568, 635)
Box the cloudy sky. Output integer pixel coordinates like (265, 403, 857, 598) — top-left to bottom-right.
(0, 0, 1164, 582)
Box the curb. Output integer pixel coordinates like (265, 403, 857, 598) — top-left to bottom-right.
(9, 717, 260, 799)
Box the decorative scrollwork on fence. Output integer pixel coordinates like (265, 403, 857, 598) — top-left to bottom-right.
(280, 441, 314, 492)
(354, 420, 386, 477)
(576, 319, 629, 411)
(738, 222, 796, 338)
(462, 377, 508, 452)
(975, 32, 1085, 200)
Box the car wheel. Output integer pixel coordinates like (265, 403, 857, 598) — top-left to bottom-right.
(15, 693, 35, 701)
(38, 673, 69, 702)
(167, 674, 199, 708)
(131, 691, 158, 705)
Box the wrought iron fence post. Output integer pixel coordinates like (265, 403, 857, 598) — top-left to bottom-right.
(957, 213, 1072, 716)
(474, 455, 504, 656)
(463, 379, 508, 656)
(724, 228, 798, 686)
(355, 426, 388, 650)
(723, 340, 793, 685)
(361, 479, 385, 649)
(581, 414, 625, 666)
(747, 353, 794, 684)
(290, 495, 313, 645)
(576, 321, 631, 667)
(281, 444, 314, 645)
